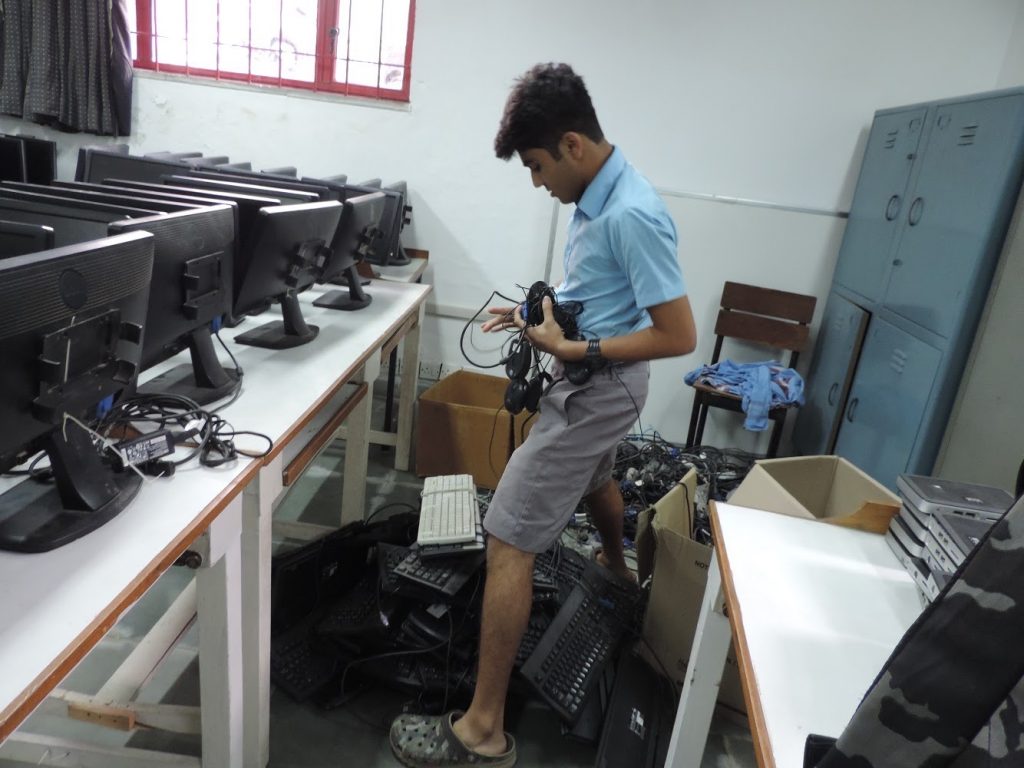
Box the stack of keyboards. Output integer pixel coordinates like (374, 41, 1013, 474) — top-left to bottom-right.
(886, 474, 1014, 602)
(416, 474, 484, 558)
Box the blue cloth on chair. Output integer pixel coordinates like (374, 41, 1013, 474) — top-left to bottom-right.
(684, 359, 805, 431)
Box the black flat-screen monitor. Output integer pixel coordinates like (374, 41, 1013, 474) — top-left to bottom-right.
(161, 174, 319, 205)
(1, 181, 200, 214)
(78, 149, 190, 184)
(313, 192, 386, 311)
(0, 231, 154, 552)
(182, 169, 333, 201)
(261, 166, 297, 177)
(109, 205, 238, 404)
(0, 137, 28, 182)
(233, 201, 343, 349)
(13, 135, 57, 185)
(0, 220, 55, 257)
(374, 180, 412, 266)
(0, 195, 156, 246)
(102, 178, 280, 252)
(183, 156, 231, 168)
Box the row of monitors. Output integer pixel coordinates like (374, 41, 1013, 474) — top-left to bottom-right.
(0, 174, 393, 553)
(76, 147, 413, 267)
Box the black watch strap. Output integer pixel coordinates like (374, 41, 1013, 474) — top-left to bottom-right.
(586, 338, 604, 365)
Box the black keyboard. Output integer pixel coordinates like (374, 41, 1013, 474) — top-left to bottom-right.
(520, 561, 642, 724)
(516, 611, 552, 667)
(394, 549, 484, 598)
(270, 620, 343, 701)
(533, 542, 588, 605)
(316, 573, 386, 638)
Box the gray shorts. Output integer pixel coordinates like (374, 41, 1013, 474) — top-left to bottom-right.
(482, 361, 649, 553)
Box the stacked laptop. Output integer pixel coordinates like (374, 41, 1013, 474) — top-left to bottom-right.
(416, 473, 485, 559)
(886, 474, 1014, 602)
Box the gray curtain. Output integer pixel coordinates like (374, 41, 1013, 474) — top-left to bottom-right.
(0, 0, 132, 136)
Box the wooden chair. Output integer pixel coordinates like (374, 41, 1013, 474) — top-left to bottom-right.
(685, 281, 817, 457)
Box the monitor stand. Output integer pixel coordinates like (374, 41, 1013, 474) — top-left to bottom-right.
(234, 292, 319, 349)
(314, 265, 372, 311)
(0, 427, 143, 553)
(138, 327, 240, 405)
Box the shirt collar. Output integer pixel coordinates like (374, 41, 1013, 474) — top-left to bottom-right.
(576, 145, 625, 220)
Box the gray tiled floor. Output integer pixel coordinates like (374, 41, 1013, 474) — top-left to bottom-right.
(3, 378, 757, 768)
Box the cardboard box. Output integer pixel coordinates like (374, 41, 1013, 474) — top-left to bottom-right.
(415, 370, 529, 490)
(728, 455, 900, 533)
(638, 469, 746, 713)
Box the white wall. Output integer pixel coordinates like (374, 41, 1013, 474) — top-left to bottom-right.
(1, 0, 1021, 449)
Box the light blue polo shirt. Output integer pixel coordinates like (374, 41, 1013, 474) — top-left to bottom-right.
(555, 147, 685, 339)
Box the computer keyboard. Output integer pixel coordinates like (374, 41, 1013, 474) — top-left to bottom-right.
(316, 572, 393, 641)
(418, 474, 480, 545)
(520, 560, 643, 724)
(394, 548, 485, 598)
(270, 619, 344, 701)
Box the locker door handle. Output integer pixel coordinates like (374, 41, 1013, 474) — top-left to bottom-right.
(908, 197, 924, 226)
(885, 195, 901, 221)
(845, 397, 859, 423)
(827, 382, 839, 405)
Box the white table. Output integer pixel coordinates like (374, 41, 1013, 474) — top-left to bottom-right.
(665, 502, 923, 768)
(0, 279, 431, 768)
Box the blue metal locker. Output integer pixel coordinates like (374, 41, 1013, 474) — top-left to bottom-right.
(882, 94, 1024, 339)
(833, 318, 942, 489)
(792, 292, 869, 456)
(832, 107, 927, 303)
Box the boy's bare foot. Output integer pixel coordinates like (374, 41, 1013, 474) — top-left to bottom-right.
(595, 548, 637, 583)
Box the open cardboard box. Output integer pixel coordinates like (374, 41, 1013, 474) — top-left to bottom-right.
(415, 369, 530, 490)
(637, 468, 746, 713)
(728, 455, 900, 533)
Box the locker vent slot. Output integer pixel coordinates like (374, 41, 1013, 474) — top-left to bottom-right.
(889, 349, 908, 375)
(957, 124, 978, 146)
(884, 130, 898, 150)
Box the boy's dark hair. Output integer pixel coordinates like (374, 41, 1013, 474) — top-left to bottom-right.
(494, 63, 604, 160)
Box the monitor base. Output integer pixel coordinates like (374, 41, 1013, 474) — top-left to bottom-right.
(0, 470, 143, 553)
(138, 364, 241, 405)
(235, 320, 319, 349)
(313, 290, 373, 312)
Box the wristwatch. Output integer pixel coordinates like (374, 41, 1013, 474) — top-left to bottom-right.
(585, 338, 604, 367)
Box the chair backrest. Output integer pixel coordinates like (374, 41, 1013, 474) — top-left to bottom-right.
(710, 281, 817, 368)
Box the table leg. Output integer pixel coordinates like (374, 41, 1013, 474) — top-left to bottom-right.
(382, 345, 398, 439)
(341, 358, 379, 525)
(196, 495, 244, 768)
(664, 551, 732, 768)
(241, 462, 281, 768)
(394, 304, 424, 472)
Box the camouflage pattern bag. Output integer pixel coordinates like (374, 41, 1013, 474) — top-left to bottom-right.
(809, 494, 1024, 768)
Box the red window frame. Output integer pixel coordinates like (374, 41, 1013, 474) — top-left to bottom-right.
(132, 0, 416, 102)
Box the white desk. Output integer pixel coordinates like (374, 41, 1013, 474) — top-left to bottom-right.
(665, 502, 923, 768)
(0, 279, 431, 767)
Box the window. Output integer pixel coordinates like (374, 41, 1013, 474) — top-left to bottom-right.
(129, 0, 415, 102)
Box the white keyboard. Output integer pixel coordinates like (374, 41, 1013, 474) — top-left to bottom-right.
(417, 474, 480, 545)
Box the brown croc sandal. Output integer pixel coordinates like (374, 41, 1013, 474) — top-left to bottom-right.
(389, 710, 516, 767)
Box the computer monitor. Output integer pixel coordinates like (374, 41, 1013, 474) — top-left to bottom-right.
(0, 195, 156, 246)
(0, 220, 55, 257)
(108, 205, 238, 404)
(356, 178, 382, 189)
(14, 135, 57, 185)
(78, 149, 189, 184)
(161, 174, 320, 205)
(319, 174, 347, 185)
(145, 151, 203, 160)
(216, 162, 253, 171)
(183, 156, 231, 168)
(232, 201, 343, 349)
(1, 181, 201, 214)
(313, 192, 386, 311)
(182, 169, 333, 201)
(0, 137, 27, 182)
(262, 166, 298, 177)
(0, 231, 154, 552)
(373, 180, 412, 267)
